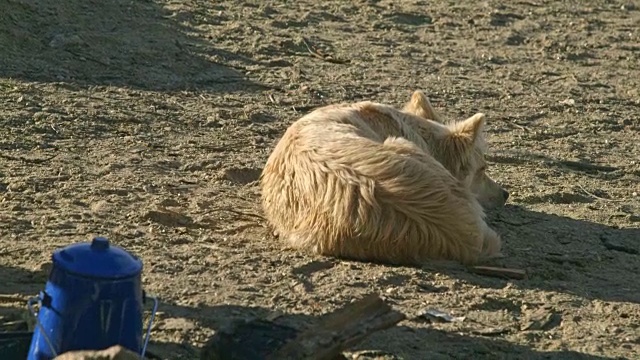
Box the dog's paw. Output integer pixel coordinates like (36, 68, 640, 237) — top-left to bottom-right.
(481, 228, 502, 258)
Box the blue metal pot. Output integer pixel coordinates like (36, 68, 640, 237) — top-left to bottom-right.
(26, 237, 158, 360)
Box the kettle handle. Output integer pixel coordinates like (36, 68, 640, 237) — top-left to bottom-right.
(141, 292, 159, 359)
(27, 293, 59, 357)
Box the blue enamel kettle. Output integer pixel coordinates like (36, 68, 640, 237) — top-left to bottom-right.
(26, 237, 158, 359)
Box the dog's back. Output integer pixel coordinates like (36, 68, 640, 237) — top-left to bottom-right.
(289, 101, 441, 151)
(260, 98, 501, 265)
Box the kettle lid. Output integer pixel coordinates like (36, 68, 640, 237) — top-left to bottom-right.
(52, 237, 143, 279)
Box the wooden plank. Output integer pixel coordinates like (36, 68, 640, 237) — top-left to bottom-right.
(469, 266, 527, 280)
(269, 294, 406, 360)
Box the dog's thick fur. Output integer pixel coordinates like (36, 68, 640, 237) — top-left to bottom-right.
(260, 90, 508, 265)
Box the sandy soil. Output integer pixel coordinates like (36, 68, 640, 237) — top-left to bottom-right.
(1, 0, 639, 359)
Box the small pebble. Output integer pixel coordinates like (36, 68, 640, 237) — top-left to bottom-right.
(385, 287, 397, 295)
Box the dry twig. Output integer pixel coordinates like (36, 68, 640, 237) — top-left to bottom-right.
(301, 37, 348, 64)
(576, 183, 625, 202)
(0, 153, 58, 164)
(469, 266, 527, 280)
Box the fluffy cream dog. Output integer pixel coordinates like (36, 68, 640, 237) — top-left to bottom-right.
(260, 90, 508, 265)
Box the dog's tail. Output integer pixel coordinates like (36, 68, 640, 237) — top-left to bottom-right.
(260, 125, 494, 265)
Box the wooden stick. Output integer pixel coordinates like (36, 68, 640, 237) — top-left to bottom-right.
(469, 266, 527, 280)
(269, 294, 406, 360)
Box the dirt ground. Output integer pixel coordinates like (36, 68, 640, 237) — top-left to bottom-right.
(1, 0, 639, 359)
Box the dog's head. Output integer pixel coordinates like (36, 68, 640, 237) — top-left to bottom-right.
(445, 113, 509, 209)
(404, 90, 509, 209)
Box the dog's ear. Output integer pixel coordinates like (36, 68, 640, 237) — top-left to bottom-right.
(457, 113, 485, 143)
(447, 113, 487, 151)
(403, 90, 443, 122)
